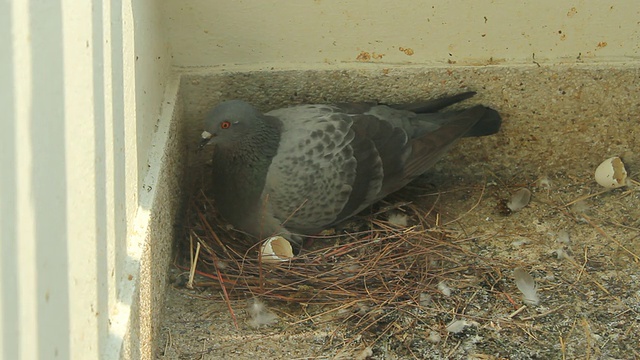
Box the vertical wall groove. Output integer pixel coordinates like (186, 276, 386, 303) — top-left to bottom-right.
(0, 0, 18, 357)
(29, 0, 70, 358)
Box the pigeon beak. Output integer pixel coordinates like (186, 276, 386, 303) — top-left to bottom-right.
(199, 131, 213, 149)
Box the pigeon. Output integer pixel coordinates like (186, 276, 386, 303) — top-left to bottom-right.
(200, 91, 501, 244)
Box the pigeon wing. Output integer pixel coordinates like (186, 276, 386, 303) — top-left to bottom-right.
(259, 102, 492, 234)
(398, 106, 488, 186)
(261, 105, 360, 233)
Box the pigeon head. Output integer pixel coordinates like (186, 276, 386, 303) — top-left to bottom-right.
(200, 100, 263, 148)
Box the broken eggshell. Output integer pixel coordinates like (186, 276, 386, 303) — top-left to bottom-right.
(594, 157, 628, 189)
(507, 188, 532, 212)
(260, 236, 294, 263)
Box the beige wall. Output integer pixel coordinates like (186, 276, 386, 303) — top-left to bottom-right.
(164, 0, 639, 68)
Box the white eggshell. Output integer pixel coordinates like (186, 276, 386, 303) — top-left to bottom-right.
(507, 188, 532, 212)
(260, 236, 293, 263)
(594, 157, 628, 189)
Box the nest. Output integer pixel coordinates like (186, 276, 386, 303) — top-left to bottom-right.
(176, 186, 508, 345)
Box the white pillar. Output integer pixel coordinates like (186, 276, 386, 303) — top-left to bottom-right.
(1, 1, 173, 359)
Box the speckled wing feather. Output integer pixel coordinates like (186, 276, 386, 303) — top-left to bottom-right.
(262, 105, 361, 233)
(400, 106, 488, 181)
(332, 111, 411, 221)
(349, 105, 489, 208)
(260, 102, 493, 234)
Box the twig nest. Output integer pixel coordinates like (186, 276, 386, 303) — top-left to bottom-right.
(595, 157, 628, 189)
(507, 188, 531, 212)
(260, 236, 294, 263)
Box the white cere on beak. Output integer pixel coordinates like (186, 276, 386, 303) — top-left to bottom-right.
(201, 130, 212, 139)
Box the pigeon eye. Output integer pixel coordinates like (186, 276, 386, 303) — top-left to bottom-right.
(220, 121, 231, 129)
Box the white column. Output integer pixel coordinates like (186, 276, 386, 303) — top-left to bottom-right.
(0, 0, 168, 359)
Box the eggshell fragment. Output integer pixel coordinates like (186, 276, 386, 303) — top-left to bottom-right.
(507, 188, 531, 212)
(260, 236, 294, 263)
(594, 157, 628, 189)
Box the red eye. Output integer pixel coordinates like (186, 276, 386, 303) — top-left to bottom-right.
(220, 121, 231, 129)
